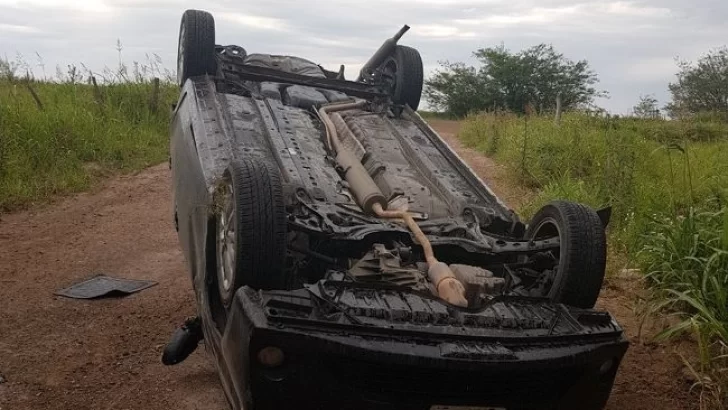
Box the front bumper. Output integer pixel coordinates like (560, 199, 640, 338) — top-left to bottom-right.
(219, 284, 628, 410)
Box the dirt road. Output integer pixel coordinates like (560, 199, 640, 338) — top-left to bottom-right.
(0, 120, 697, 410)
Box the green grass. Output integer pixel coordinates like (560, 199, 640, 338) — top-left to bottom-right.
(460, 112, 728, 243)
(460, 112, 728, 408)
(641, 207, 728, 408)
(0, 78, 177, 210)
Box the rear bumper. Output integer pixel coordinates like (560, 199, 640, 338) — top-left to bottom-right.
(217, 286, 629, 410)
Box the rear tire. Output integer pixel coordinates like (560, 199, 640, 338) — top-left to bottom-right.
(388, 45, 424, 110)
(214, 159, 287, 308)
(177, 9, 216, 87)
(525, 201, 607, 308)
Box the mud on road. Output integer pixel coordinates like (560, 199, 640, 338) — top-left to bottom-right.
(0, 120, 697, 410)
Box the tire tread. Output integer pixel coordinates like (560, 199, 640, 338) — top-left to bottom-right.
(179, 10, 216, 86)
(393, 45, 424, 110)
(227, 159, 287, 295)
(527, 201, 607, 308)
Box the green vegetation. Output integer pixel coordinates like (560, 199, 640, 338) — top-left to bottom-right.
(641, 208, 727, 378)
(460, 112, 728, 407)
(0, 62, 176, 210)
(424, 44, 601, 117)
(461, 113, 728, 223)
(667, 47, 728, 119)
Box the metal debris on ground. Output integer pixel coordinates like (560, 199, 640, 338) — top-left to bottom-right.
(55, 274, 157, 299)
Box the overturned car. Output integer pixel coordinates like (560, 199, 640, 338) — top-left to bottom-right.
(164, 9, 628, 410)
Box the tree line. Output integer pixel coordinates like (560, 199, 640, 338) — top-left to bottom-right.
(424, 43, 728, 120)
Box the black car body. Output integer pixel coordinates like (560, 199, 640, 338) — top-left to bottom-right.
(168, 9, 628, 410)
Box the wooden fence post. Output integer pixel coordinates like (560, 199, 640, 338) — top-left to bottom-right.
(23, 72, 43, 111)
(522, 105, 531, 179)
(149, 77, 160, 113)
(554, 92, 562, 126)
(91, 76, 104, 106)
(25, 82, 44, 111)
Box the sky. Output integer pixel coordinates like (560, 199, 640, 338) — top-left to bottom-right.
(0, 0, 726, 114)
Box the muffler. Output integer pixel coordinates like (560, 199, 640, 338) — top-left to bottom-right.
(317, 102, 467, 307)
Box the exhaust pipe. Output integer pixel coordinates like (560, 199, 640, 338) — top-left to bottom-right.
(317, 101, 467, 307)
(356, 25, 410, 82)
(371, 203, 467, 307)
(318, 101, 387, 213)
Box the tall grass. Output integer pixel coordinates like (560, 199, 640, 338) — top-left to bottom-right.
(460, 113, 728, 245)
(641, 207, 728, 408)
(460, 112, 728, 407)
(0, 57, 177, 210)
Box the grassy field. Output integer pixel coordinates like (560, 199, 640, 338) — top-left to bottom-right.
(460, 112, 728, 407)
(0, 75, 177, 211)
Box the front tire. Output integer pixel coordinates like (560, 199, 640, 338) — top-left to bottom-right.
(177, 9, 216, 87)
(525, 201, 607, 308)
(215, 159, 287, 308)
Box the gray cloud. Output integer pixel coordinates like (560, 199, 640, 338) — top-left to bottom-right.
(1, 0, 727, 113)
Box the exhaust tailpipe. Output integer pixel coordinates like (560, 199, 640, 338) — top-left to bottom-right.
(356, 25, 410, 82)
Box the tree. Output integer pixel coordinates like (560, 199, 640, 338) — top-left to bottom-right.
(633, 95, 661, 119)
(424, 44, 602, 117)
(422, 62, 491, 118)
(666, 47, 728, 118)
(0, 57, 18, 81)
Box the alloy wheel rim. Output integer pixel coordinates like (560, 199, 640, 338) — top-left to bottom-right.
(530, 217, 562, 296)
(216, 181, 235, 293)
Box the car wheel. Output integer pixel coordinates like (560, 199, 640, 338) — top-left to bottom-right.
(525, 201, 607, 308)
(215, 158, 287, 308)
(382, 45, 423, 110)
(177, 9, 216, 87)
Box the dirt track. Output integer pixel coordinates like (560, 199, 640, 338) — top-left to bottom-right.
(0, 120, 697, 410)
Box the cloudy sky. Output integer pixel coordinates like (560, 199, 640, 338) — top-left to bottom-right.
(0, 0, 726, 113)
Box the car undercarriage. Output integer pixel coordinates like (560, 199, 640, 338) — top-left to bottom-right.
(164, 9, 628, 410)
